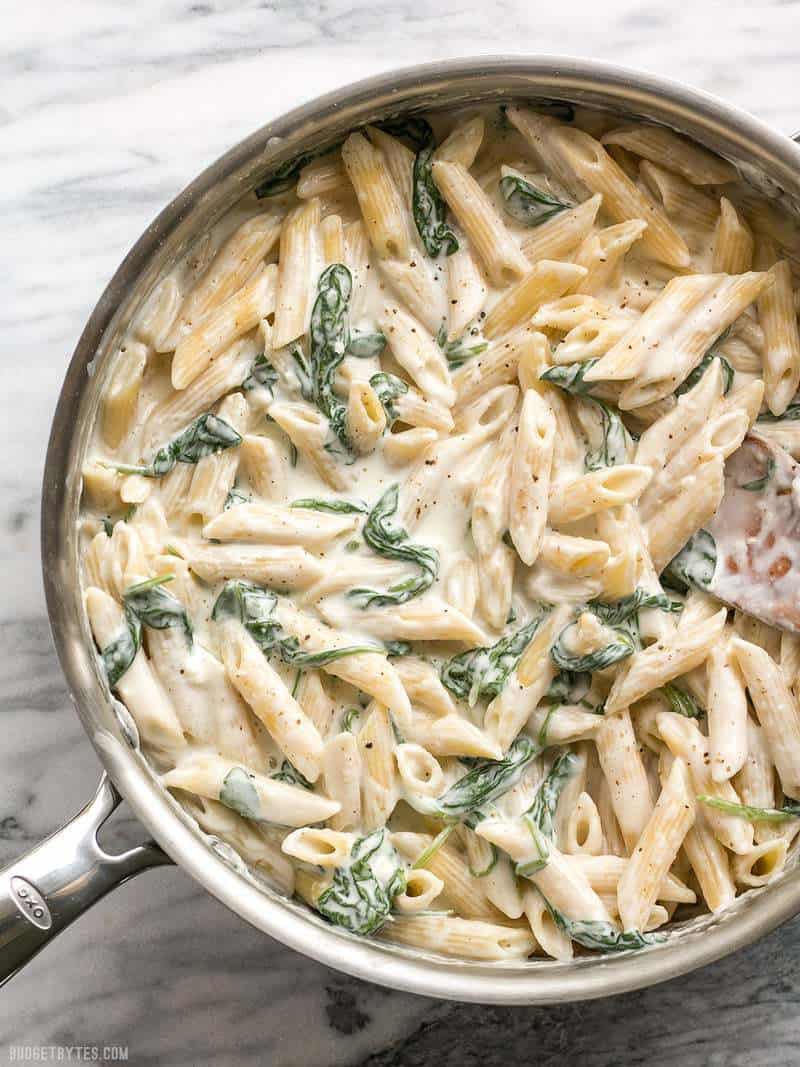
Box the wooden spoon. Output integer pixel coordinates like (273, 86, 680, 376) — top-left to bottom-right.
(665, 433, 800, 632)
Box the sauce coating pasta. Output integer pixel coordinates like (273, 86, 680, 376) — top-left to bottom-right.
(80, 103, 800, 961)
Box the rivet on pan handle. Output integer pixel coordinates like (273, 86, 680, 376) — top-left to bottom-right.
(0, 775, 171, 986)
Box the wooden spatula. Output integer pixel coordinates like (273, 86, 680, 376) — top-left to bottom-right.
(665, 433, 800, 632)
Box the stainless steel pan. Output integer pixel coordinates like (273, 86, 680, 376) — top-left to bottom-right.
(4, 55, 800, 1003)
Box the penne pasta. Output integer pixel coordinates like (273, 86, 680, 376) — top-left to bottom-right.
(81, 98, 800, 960)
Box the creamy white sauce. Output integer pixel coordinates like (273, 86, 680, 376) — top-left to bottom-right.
(78, 101, 800, 953)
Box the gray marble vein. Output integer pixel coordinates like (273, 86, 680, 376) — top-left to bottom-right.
(3, 1, 800, 1063)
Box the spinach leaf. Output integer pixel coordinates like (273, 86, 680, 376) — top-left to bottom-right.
(675, 351, 734, 397)
(542, 896, 664, 952)
(533, 101, 576, 122)
(212, 580, 379, 667)
(467, 842, 499, 878)
(662, 529, 717, 593)
(242, 352, 279, 395)
(307, 263, 355, 457)
(100, 573, 192, 688)
(740, 456, 775, 492)
(347, 485, 439, 608)
(100, 504, 137, 539)
(525, 752, 579, 840)
(341, 707, 362, 732)
(212, 580, 280, 646)
(550, 621, 635, 673)
(347, 332, 386, 358)
(272, 759, 313, 790)
(413, 142, 459, 257)
(515, 815, 551, 877)
(109, 414, 242, 478)
(588, 589, 681, 628)
(369, 372, 409, 425)
(290, 497, 368, 514)
(378, 117, 434, 150)
(286, 644, 383, 670)
(440, 616, 543, 706)
(436, 736, 539, 820)
(412, 824, 457, 869)
(101, 626, 140, 688)
(124, 575, 193, 644)
(660, 683, 703, 718)
(543, 670, 592, 706)
(383, 640, 412, 657)
(582, 400, 631, 472)
(540, 360, 602, 397)
(500, 174, 571, 226)
(316, 828, 406, 935)
(698, 795, 800, 823)
(219, 767, 262, 820)
(436, 324, 488, 370)
(225, 486, 250, 509)
(290, 344, 314, 400)
(758, 402, 800, 423)
(254, 148, 333, 198)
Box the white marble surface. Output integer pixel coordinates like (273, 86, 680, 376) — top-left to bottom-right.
(3, 2, 800, 1063)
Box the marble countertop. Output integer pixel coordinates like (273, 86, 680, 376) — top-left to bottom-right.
(3, 2, 800, 1063)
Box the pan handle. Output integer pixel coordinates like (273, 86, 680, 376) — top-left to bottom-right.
(0, 775, 171, 986)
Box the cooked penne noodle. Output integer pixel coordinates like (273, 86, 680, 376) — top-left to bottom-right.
(595, 709, 654, 853)
(103, 342, 148, 449)
(323, 731, 363, 831)
(379, 257, 448, 335)
(453, 329, 545, 411)
(281, 827, 353, 867)
(548, 465, 652, 525)
(572, 220, 646, 295)
(85, 586, 185, 759)
(446, 248, 488, 341)
(732, 638, 800, 800)
(162, 752, 339, 827)
(341, 132, 410, 260)
(143, 337, 257, 450)
(643, 455, 725, 574)
(239, 433, 288, 500)
(657, 715, 753, 856)
(637, 160, 720, 235)
(484, 605, 572, 751)
(520, 194, 603, 264)
(509, 389, 556, 565)
(483, 260, 587, 340)
(297, 153, 348, 199)
(358, 704, 399, 831)
(713, 197, 754, 274)
(432, 159, 530, 286)
(617, 757, 695, 931)
(379, 915, 536, 960)
(707, 641, 749, 782)
(756, 254, 800, 416)
(268, 401, 352, 491)
(185, 391, 248, 523)
(135, 275, 182, 353)
(272, 200, 321, 350)
(434, 115, 485, 168)
(380, 303, 454, 407)
(605, 607, 727, 714)
(219, 622, 324, 782)
(172, 264, 278, 390)
(165, 212, 283, 348)
(601, 125, 737, 185)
